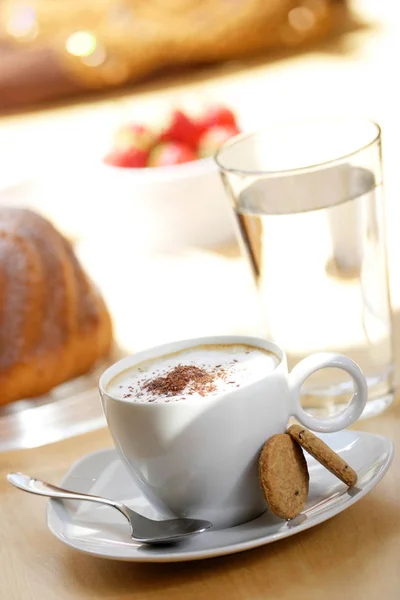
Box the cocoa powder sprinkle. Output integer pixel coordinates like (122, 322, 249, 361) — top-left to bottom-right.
(142, 364, 217, 398)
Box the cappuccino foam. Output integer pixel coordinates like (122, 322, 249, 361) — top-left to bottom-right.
(107, 344, 279, 403)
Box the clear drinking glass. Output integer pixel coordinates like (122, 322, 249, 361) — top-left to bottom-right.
(216, 118, 394, 419)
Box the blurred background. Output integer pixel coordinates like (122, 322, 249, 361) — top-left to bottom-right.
(3, 0, 396, 342)
(1, 0, 400, 446)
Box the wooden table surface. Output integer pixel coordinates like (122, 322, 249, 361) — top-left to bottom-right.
(0, 403, 399, 600)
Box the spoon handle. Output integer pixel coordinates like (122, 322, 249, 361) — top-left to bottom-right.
(7, 472, 129, 518)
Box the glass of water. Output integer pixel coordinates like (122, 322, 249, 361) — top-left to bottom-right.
(216, 118, 394, 419)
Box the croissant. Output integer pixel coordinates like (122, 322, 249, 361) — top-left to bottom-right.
(0, 207, 113, 404)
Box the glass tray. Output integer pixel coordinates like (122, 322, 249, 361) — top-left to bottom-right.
(0, 347, 124, 452)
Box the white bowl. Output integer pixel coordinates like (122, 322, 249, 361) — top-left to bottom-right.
(26, 138, 236, 252)
(86, 156, 236, 253)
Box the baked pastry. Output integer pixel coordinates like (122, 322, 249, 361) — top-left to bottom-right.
(259, 433, 309, 519)
(287, 425, 357, 486)
(0, 207, 113, 405)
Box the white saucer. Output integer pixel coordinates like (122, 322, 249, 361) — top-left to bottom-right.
(47, 430, 393, 562)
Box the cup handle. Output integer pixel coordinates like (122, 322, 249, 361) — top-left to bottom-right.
(288, 353, 368, 433)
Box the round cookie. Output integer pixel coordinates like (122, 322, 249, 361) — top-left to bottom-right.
(287, 425, 357, 487)
(259, 433, 309, 520)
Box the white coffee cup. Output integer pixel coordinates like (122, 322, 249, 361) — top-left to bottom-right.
(99, 335, 367, 529)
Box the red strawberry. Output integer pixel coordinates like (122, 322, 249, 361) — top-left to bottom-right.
(114, 123, 155, 152)
(198, 125, 240, 158)
(198, 105, 238, 130)
(104, 147, 149, 168)
(148, 142, 196, 167)
(158, 110, 203, 149)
